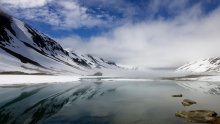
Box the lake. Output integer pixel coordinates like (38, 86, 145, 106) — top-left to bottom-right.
(0, 80, 220, 124)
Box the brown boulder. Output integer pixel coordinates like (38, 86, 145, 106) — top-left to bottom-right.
(212, 117, 220, 124)
(175, 110, 217, 123)
(182, 99, 197, 106)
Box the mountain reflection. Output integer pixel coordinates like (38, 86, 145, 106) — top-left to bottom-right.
(0, 82, 117, 124)
(176, 81, 220, 95)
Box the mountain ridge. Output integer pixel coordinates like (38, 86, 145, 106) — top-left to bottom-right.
(0, 11, 121, 75)
(176, 57, 220, 73)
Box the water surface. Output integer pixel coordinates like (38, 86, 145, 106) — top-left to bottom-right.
(0, 80, 220, 124)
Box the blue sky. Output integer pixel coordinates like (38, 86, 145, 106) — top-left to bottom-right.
(1, 0, 219, 39)
(1, 0, 220, 68)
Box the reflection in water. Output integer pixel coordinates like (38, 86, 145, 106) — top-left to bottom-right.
(0, 80, 220, 124)
(47, 113, 114, 124)
(176, 81, 220, 95)
(0, 82, 118, 124)
(0, 87, 43, 109)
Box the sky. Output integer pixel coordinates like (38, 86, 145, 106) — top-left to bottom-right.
(1, 0, 220, 69)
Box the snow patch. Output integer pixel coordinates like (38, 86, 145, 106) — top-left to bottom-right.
(0, 75, 80, 85)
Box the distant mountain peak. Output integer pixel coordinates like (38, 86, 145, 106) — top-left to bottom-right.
(176, 57, 220, 73)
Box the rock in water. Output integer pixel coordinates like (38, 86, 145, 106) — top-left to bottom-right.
(175, 110, 217, 123)
(172, 94, 183, 97)
(182, 99, 197, 106)
(212, 117, 220, 124)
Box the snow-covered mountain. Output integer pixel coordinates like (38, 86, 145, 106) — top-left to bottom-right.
(0, 11, 121, 75)
(176, 58, 220, 73)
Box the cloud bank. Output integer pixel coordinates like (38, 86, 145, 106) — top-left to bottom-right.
(58, 5, 220, 68)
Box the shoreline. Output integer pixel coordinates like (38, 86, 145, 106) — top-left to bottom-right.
(0, 75, 80, 85)
(0, 75, 153, 86)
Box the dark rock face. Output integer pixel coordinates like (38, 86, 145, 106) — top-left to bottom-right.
(25, 24, 67, 56)
(87, 54, 99, 65)
(0, 11, 15, 46)
(107, 61, 117, 66)
(210, 58, 220, 65)
(175, 110, 217, 123)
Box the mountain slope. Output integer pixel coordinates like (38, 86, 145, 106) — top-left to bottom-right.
(176, 58, 220, 73)
(0, 11, 120, 75)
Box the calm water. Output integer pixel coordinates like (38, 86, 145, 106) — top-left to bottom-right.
(0, 80, 220, 124)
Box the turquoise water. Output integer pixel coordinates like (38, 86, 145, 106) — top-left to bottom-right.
(0, 80, 219, 124)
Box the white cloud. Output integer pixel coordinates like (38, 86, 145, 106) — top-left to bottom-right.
(0, 0, 50, 8)
(0, 0, 108, 29)
(57, 0, 104, 28)
(58, 6, 220, 68)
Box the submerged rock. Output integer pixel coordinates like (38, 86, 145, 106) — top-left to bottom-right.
(182, 99, 197, 106)
(212, 117, 220, 124)
(172, 94, 183, 97)
(175, 110, 217, 123)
